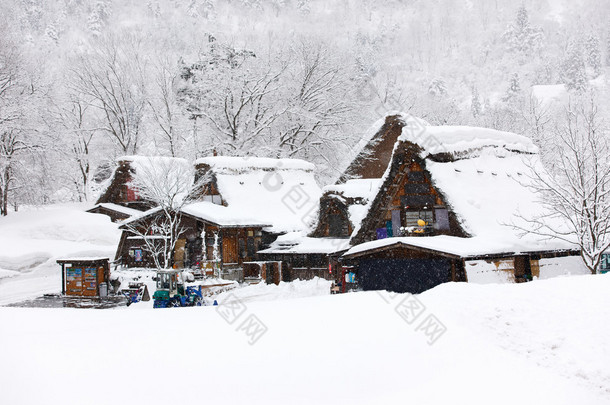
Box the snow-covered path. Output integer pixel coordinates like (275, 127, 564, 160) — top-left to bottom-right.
(1, 274, 609, 405)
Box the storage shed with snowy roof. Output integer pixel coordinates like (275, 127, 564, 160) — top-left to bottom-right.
(58, 257, 110, 297)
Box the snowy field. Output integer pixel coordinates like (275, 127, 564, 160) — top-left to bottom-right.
(0, 275, 609, 405)
(0, 204, 121, 305)
(1, 204, 609, 404)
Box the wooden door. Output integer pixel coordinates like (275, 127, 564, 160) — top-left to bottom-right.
(174, 238, 186, 268)
(222, 235, 238, 264)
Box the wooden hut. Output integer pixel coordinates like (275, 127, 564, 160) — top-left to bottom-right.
(57, 258, 110, 297)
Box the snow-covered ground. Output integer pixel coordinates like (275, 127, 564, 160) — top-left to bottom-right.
(1, 204, 609, 404)
(0, 274, 609, 404)
(0, 204, 121, 305)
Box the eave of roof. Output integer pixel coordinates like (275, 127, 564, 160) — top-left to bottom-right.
(342, 236, 579, 261)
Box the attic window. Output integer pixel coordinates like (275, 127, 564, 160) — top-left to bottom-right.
(404, 210, 434, 227)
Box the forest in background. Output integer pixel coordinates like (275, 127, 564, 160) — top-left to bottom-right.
(0, 0, 609, 210)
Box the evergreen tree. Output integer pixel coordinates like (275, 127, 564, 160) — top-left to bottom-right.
(562, 40, 588, 92)
(503, 6, 543, 55)
(585, 35, 602, 78)
(45, 22, 59, 43)
(471, 86, 481, 118)
(504, 73, 522, 102)
(606, 30, 610, 66)
(428, 78, 447, 97)
(146, 1, 161, 18)
(87, 1, 112, 36)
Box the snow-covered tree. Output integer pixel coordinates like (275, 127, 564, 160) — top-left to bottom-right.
(148, 57, 189, 157)
(561, 40, 588, 93)
(52, 91, 102, 202)
(504, 73, 522, 103)
(502, 6, 543, 56)
(428, 78, 447, 97)
(470, 86, 481, 119)
(524, 97, 610, 274)
(71, 34, 147, 155)
(606, 30, 610, 66)
(585, 35, 602, 78)
(124, 158, 194, 270)
(87, 1, 112, 37)
(0, 31, 40, 215)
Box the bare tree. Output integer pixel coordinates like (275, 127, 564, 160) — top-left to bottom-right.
(123, 157, 193, 269)
(0, 28, 40, 215)
(522, 93, 554, 145)
(71, 34, 146, 155)
(148, 58, 188, 157)
(279, 43, 353, 156)
(522, 97, 610, 274)
(52, 93, 100, 202)
(202, 64, 288, 153)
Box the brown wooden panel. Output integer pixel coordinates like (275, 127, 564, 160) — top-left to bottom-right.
(223, 236, 238, 264)
(174, 238, 186, 268)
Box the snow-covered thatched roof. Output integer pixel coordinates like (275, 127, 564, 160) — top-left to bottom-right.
(181, 201, 272, 228)
(96, 155, 192, 208)
(348, 118, 574, 253)
(194, 156, 321, 234)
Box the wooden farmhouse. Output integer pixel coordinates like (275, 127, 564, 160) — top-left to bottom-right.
(97, 114, 580, 292)
(263, 114, 579, 292)
(113, 156, 323, 281)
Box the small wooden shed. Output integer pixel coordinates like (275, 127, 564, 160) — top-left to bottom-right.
(57, 258, 111, 297)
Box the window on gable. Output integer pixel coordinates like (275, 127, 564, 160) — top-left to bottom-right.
(404, 210, 434, 227)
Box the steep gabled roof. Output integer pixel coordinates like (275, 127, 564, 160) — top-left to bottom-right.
(337, 113, 422, 183)
(349, 122, 574, 252)
(96, 156, 191, 209)
(193, 156, 322, 234)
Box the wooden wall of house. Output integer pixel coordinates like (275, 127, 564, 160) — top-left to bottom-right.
(257, 253, 335, 282)
(351, 142, 468, 245)
(311, 197, 353, 238)
(120, 237, 161, 268)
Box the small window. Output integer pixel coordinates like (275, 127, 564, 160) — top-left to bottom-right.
(404, 210, 434, 227)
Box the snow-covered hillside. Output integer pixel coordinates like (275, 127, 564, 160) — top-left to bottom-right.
(0, 274, 609, 404)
